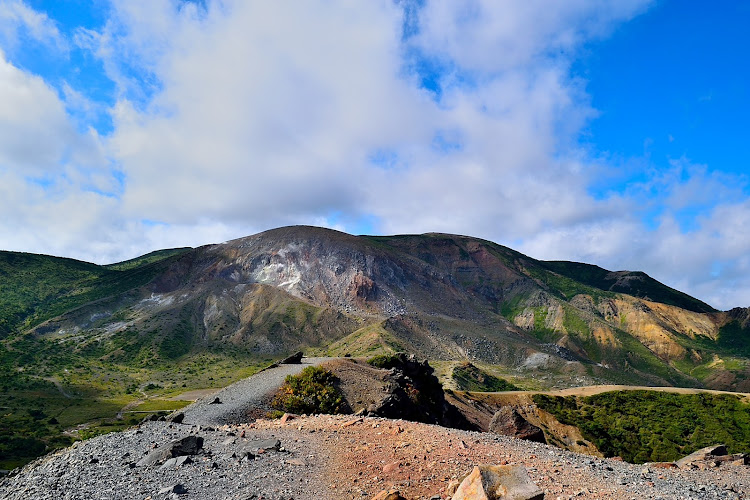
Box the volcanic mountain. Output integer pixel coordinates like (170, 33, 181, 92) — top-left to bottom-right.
(3, 225, 750, 391)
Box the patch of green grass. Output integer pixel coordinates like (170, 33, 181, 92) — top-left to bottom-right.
(367, 353, 403, 369)
(451, 362, 519, 392)
(0, 250, 183, 336)
(534, 390, 750, 463)
(499, 293, 526, 320)
(132, 399, 190, 412)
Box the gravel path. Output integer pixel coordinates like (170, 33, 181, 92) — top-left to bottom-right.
(179, 357, 332, 426)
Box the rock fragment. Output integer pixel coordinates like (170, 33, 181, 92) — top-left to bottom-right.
(452, 465, 544, 500)
(158, 484, 188, 495)
(136, 435, 204, 467)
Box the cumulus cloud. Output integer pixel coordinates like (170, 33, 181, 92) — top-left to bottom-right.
(0, 0, 66, 53)
(4, 0, 750, 309)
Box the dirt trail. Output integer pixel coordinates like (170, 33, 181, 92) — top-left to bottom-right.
(179, 356, 333, 425)
(491, 384, 750, 399)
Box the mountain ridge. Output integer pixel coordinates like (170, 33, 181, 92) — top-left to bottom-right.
(2, 225, 749, 392)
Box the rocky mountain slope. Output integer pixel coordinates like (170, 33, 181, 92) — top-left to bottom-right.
(3, 225, 750, 391)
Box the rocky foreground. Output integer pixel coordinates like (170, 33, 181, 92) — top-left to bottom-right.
(1, 414, 747, 500)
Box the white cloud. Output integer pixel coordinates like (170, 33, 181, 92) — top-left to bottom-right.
(0, 50, 75, 173)
(0, 0, 66, 53)
(6, 0, 750, 310)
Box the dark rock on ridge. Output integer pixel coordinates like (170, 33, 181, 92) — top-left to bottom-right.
(280, 351, 304, 364)
(366, 353, 476, 431)
(489, 406, 547, 444)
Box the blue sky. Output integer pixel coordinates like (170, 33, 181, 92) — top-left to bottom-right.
(0, 0, 749, 309)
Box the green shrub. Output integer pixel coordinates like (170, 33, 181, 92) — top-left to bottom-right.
(271, 366, 348, 415)
(367, 354, 402, 369)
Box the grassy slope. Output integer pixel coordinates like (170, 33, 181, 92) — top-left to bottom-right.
(104, 248, 191, 271)
(539, 261, 716, 313)
(0, 250, 184, 336)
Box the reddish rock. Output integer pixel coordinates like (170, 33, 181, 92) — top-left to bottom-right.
(383, 461, 400, 473)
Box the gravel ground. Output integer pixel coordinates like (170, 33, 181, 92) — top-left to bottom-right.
(180, 357, 332, 425)
(2, 414, 747, 500)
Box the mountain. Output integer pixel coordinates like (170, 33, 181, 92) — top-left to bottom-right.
(2, 225, 749, 392)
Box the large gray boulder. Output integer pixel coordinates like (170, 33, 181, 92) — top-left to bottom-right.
(136, 435, 204, 467)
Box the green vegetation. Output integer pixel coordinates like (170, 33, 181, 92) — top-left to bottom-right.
(451, 362, 519, 392)
(367, 353, 403, 369)
(538, 261, 715, 313)
(104, 248, 190, 271)
(0, 335, 267, 469)
(321, 322, 405, 357)
(698, 321, 750, 357)
(534, 391, 750, 463)
(0, 250, 181, 336)
(271, 366, 349, 415)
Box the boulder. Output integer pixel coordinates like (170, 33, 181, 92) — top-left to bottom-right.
(136, 435, 204, 467)
(452, 465, 544, 500)
(489, 407, 546, 444)
(168, 412, 185, 424)
(280, 351, 304, 364)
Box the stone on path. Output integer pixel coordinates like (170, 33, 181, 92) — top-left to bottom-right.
(452, 465, 544, 500)
(158, 484, 188, 495)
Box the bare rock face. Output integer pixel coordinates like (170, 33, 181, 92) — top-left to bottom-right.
(489, 407, 546, 444)
(452, 465, 544, 500)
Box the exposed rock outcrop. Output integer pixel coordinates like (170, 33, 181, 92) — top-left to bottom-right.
(489, 407, 546, 444)
(364, 354, 476, 430)
(674, 444, 749, 469)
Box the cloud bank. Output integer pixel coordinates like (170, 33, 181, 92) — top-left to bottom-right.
(1, 0, 750, 309)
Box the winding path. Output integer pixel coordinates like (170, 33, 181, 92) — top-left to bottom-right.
(179, 356, 332, 425)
